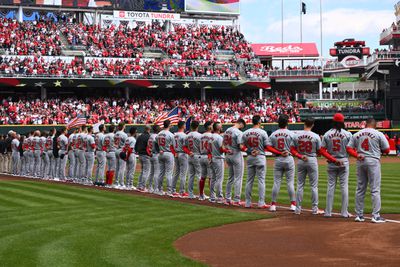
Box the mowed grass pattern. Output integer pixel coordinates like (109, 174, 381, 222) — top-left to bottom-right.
(0, 180, 266, 267)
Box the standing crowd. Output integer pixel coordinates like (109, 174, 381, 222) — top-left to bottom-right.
(2, 114, 390, 223)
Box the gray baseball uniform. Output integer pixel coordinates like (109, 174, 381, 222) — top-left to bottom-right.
(348, 128, 389, 219)
(199, 132, 213, 179)
(172, 132, 189, 194)
(72, 133, 80, 179)
(242, 128, 270, 207)
(95, 132, 106, 183)
(224, 127, 244, 203)
(187, 131, 202, 197)
(294, 130, 321, 214)
(57, 134, 68, 180)
(125, 136, 137, 188)
(210, 133, 225, 201)
(68, 133, 76, 178)
(21, 138, 29, 176)
(76, 133, 87, 179)
(46, 135, 55, 178)
(156, 130, 175, 194)
(114, 130, 128, 187)
(26, 136, 34, 176)
(148, 133, 160, 193)
(85, 134, 96, 180)
(104, 132, 116, 174)
(32, 136, 42, 177)
(269, 128, 296, 204)
(322, 128, 353, 217)
(11, 138, 20, 175)
(40, 136, 48, 178)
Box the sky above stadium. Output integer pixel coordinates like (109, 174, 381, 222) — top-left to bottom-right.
(239, 0, 396, 57)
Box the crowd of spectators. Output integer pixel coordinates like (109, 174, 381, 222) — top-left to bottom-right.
(0, 91, 301, 125)
(303, 101, 384, 113)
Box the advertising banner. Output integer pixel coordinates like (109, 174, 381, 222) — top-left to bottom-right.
(251, 43, 319, 58)
(185, 0, 240, 14)
(306, 100, 366, 108)
(113, 10, 181, 21)
(345, 120, 391, 129)
(322, 77, 360, 83)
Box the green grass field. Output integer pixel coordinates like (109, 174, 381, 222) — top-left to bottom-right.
(0, 159, 399, 266)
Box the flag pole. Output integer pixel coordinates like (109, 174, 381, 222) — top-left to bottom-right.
(281, 0, 284, 45)
(300, 0, 303, 43)
(320, 0, 323, 58)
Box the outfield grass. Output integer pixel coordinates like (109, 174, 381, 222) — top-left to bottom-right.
(0, 180, 266, 267)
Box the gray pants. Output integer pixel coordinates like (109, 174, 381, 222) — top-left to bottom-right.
(20, 154, 26, 175)
(5, 152, 11, 174)
(225, 153, 244, 202)
(42, 151, 50, 178)
(12, 152, 20, 175)
(95, 151, 106, 183)
(85, 152, 95, 179)
(158, 152, 174, 194)
(33, 150, 42, 177)
(199, 155, 211, 178)
(68, 150, 76, 178)
(271, 156, 296, 203)
(77, 150, 86, 179)
(188, 155, 201, 196)
(245, 155, 266, 207)
(57, 150, 68, 180)
(126, 154, 137, 187)
(210, 158, 225, 200)
(138, 155, 151, 189)
(150, 155, 159, 191)
(47, 151, 56, 178)
(115, 150, 127, 186)
(172, 153, 189, 194)
(106, 152, 116, 171)
(325, 159, 350, 217)
(74, 150, 80, 178)
(296, 157, 319, 213)
(355, 158, 382, 218)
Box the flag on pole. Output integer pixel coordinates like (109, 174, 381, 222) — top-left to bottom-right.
(154, 107, 180, 126)
(67, 114, 87, 129)
(302, 2, 307, 14)
(185, 116, 193, 133)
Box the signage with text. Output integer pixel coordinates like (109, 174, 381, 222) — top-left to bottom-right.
(114, 10, 181, 21)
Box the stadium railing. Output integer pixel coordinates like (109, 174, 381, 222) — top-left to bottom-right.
(268, 69, 323, 78)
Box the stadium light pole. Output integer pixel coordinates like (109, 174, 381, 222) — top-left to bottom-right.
(281, 0, 284, 45)
(319, 0, 323, 57)
(300, 0, 303, 43)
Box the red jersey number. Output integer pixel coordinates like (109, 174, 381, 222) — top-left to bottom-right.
(361, 139, 370, 151)
(332, 139, 341, 152)
(247, 137, 259, 148)
(298, 140, 312, 153)
(277, 138, 285, 150)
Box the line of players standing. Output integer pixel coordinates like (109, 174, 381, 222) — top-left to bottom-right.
(8, 113, 390, 223)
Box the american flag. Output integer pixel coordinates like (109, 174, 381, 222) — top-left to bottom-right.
(66, 114, 87, 129)
(154, 107, 180, 126)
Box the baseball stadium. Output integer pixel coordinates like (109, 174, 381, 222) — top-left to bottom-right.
(0, 0, 399, 266)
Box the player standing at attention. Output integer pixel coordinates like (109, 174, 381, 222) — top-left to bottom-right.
(156, 120, 176, 196)
(209, 122, 230, 204)
(347, 118, 390, 223)
(136, 125, 151, 192)
(46, 129, 56, 178)
(172, 121, 191, 198)
(32, 130, 42, 177)
(294, 118, 340, 215)
(186, 121, 202, 199)
(11, 131, 20, 176)
(114, 123, 128, 188)
(322, 113, 353, 218)
(76, 126, 87, 179)
(40, 132, 49, 178)
(68, 129, 77, 179)
(94, 124, 106, 184)
(223, 119, 246, 206)
(242, 115, 283, 209)
(73, 127, 82, 179)
(269, 114, 302, 212)
(56, 127, 69, 181)
(199, 121, 214, 201)
(85, 126, 96, 181)
(148, 125, 161, 194)
(125, 127, 138, 190)
(104, 125, 116, 186)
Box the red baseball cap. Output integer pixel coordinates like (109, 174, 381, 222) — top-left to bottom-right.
(333, 113, 345, 123)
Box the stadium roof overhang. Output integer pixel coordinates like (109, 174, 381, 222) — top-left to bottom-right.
(251, 43, 320, 59)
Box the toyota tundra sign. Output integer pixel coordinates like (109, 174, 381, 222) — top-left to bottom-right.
(251, 43, 319, 57)
(114, 11, 181, 21)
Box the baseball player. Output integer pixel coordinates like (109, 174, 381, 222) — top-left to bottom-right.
(269, 115, 299, 212)
(22, 132, 32, 176)
(68, 129, 77, 179)
(209, 122, 229, 204)
(124, 127, 137, 190)
(322, 113, 353, 218)
(85, 126, 96, 182)
(198, 121, 214, 201)
(114, 123, 128, 188)
(56, 127, 69, 180)
(242, 115, 283, 209)
(136, 126, 151, 192)
(94, 124, 106, 184)
(156, 120, 176, 196)
(347, 118, 390, 223)
(11, 132, 20, 176)
(172, 121, 191, 198)
(76, 126, 87, 180)
(32, 130, 42, 178)
(46, 129, 56, 179)
(293, 118, 340, 215)
(223, 119, 246, 206)
(186, 121, 202, 199)
(104, 125, 116, 186)
(148, 125, 161, 194)
(40, 131, 49, 178)
(72, 128, 81, 179)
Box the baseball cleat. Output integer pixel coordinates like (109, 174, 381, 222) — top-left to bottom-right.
(258, 204, 271, 209)
(312, 209, 324, 215)
(371, 217, 386, 223)
(216, 198, 225, 204)
(269, 205, 276, 212)
(224, 199, 232, 206)
(198, 195, 207, 201)
(354, 216, 365, 222)
(188, 194, 197, 199)
(231, 201, 244, 207)
(171, 192, 180, 198)
(208, 198, 216, 203)
(290, 204, 296, 211)
(179, 192, 189, 198)
(342, 212, 353, 218)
